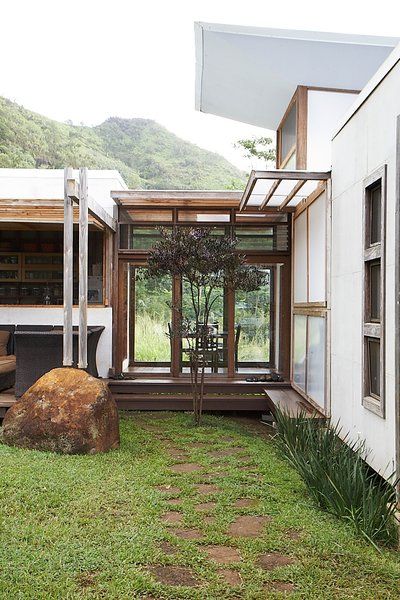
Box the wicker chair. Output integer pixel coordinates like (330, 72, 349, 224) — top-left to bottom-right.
(14, 326, 104, 397)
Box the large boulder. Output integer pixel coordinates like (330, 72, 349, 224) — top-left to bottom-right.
(2, 368, 119, 454)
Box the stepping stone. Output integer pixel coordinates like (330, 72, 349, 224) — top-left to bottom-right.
(159, 541, 178, 555)
(195, 501, 216, 512)
(220, 436, 235, 442)
(269, 581, 296, 593)
(239, 465, 256, 472)
(257, 553, 295, 570)
(218, 568, 242, 586)
(237, 455, 252, 463)
(202, 515, 215, 525)
(203, 545, 241, 564)
(155, 485, 181, 494)
(208, 470, 231, 478)
(168, 450, 189, 460)
(170, 463, 202, 473)
(194, 483, 220, 494)
(233, 498, 259, 508)
(209, 449, 242, 458)
(168, 498, 183, 506)
(161, 511, 183, 524)
(171, 528, 203, 540)
(228, 515, 271, 537)
(149, 565, 198, 587)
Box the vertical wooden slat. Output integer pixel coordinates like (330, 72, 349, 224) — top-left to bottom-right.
(274, 264, 282, 371)
(171, 275, 181, 376)
(227, 287, 235, 377)
(78, 167, 88, 369)
(63, 167, 73, 366)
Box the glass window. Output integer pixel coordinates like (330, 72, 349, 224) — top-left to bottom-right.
(367, 338, 380, 398)
(307, 316, 326, 407)
(369, 261, 381, 322)
(369, 183, 382, 245)
(293, 315, 307, 392)
(280, 103, 297, 162)
(236, 227, 276, 251)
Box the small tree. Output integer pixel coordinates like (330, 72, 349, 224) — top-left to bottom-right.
(234, 136, 276, 168)
(147, 227, 265, 425)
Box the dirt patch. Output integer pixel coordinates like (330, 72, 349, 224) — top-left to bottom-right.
(233, 498, 259, 508)
(161, 511, 183, 524)
(195, 501, 216, 512)
(194, 483, 220, 494)
(238, 465, 257, 472)
(149, 565, 198, 587)
(76, 570, 97, 588)
(257, 553, 295, 570)
(228, 515, 271, 537)
(171, 528, 203, 540)
(285, 528, 302, 540)
(159, 541, 178, 555)
(218, 568, 242, 586)
(170, 463, 202, 473)
(220, 436, 235, 442)
(155, 484, 181, 494)
(167, 447, 189, 459)
(203, 545, 241, 564)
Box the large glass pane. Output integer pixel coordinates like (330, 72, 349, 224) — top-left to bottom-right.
(369, 183, 381, 245)
(293, 315, 307, 391)
(181, 280, 226, 372)
(235, 268, 272, 367)
(280, 103, 297, 161)
(307, 316, 326, 408)
(367, 338, 380, 398)
(369, 261, 381, 322)
(133, 268, 171, 363)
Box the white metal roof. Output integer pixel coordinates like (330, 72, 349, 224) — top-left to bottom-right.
(195, 22, 399, 129)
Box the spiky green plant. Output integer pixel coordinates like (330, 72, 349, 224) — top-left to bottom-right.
(274, 409, 399, 548)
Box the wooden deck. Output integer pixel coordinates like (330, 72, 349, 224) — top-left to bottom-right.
(0, 380, 323, 419)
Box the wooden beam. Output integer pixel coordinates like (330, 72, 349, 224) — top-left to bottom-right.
(259, 179, 282, 210)
(68, 177, 116, 232)
(78, 168, 88, 369)
(63, 167, 74, 367)
(239, 170, 257, 211)
(278, 180, 306, 211)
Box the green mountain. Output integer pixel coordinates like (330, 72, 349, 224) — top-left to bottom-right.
(0, 97, 245, 189)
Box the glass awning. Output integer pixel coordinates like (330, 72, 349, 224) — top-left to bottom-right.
(239, 170, 331, 211)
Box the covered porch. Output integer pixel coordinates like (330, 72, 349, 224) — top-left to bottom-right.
(109, 170, 329, 413)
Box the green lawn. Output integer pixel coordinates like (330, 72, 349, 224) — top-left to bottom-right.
(0, 413, 399, 599)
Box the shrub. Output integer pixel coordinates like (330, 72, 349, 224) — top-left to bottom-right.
(274, 409, 399, 548)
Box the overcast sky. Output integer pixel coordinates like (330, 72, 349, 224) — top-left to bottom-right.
(1, 0, 399, 170)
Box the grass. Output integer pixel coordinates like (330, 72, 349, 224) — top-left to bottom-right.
(0, 413, 399, 599)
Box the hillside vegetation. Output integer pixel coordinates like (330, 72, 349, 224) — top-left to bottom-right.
(0, 97, 245, 189)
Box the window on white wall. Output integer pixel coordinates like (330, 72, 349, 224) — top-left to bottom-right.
(362, 166, 386, 417)
(292, 313, 326, 409)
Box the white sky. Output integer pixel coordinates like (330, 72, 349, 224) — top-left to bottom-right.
(1, 0, 399, 170)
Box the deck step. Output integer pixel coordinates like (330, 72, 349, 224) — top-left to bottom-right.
(264, 388, 325, 418)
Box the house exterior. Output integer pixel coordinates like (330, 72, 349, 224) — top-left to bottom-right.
(195, 23, 400, 482)
(0, 168, 126, 378)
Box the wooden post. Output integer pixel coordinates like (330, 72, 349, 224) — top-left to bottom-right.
(63, 167, 73, 366)
(78, 167, 88, 369)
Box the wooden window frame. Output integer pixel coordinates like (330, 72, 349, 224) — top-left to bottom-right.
(362, 165, 386, 418)
(276, 86, 308, 170)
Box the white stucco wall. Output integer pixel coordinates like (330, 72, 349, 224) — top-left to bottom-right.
(331, 61, 400, 478)
(0, 307, 112, 378)
(307, 91, 357, 170)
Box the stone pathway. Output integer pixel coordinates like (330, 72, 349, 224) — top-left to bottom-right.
(144, 416, 297, 594)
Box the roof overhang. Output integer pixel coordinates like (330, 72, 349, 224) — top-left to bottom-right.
(195, 22, 399, 129)
(240, 170, 331, 212)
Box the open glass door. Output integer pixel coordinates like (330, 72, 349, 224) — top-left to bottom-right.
(128, 266, 172, 373)
(234, 267, 274, 373)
